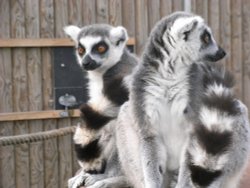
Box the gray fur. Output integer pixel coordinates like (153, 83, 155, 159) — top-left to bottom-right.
(77, 24, 112, 40)
(65, 24, 137, 188)
(116, 11, 226, 188)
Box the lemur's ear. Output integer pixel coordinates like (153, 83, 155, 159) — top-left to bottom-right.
(171, 17, 201, 40)
(180, 19, 198, 40)
(110, 26, 128, 46)
(64, 25, 81, 43)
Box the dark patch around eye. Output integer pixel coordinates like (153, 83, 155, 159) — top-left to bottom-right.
(77, 43, 86, 56)
(92, 41, 109, 55)
(200, 30, 211, 46)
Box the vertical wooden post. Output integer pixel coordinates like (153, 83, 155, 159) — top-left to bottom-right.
(0, 0, 15, 187)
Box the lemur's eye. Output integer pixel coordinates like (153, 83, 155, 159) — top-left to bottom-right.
(203, 34, 210, 44)
(78, 47, 85, 56)
(92, 41, 108, 54)
(97, 45, 107, 54)
(201, 31, 211, 45)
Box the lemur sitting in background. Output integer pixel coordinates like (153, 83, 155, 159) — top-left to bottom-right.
(64, 24, 137, 188)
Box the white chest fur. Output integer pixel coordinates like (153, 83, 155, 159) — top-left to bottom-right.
(87, 72, 115, 115)
(144, 64, 191, 170)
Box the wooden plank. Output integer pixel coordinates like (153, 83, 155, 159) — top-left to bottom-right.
(148, 0, 160, 33)
(58, 119, 73, 188)
(43, 119, 59, 188)
(109, 0, 122, 26)
(10, 0, 30, 187)
(82, 0, 96, 25)
(0, 49, 12, 114)
(0, 0, 12, 113)
(135, 0, 148, 55)
(29, 122, 44, 188)
(12, 47, 30, 188)
(0, 3, 15, 186)
(242, 0, 250, 115)
(26, 1, 44, 187)
(0, 110, 80, 122)
(172, 0, 184, 11)
(219, 0, 231, 68)
(55, 0, 68, 38)
(194, 0, 208, 22)
(0, 122, 15, 188)
(160, 0, 172, 17)
(0, 38, 135, 48)
(68, 0, 82, 26)
(40, 1, 59, 187)
(0, 38, 74, 47)
(43, 120, 59, 188)
(202, 0, 209, 21)
(40, 0, 54, 39)
(231, 0, 243, 99)
(208, 0, 220, 42)
(96, 0, 109, 24)
(122, 0, 135, 37)
(14, 121, 30, 188)
(41, 47, 53, 111)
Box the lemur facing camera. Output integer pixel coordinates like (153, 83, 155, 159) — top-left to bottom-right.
(64, 24, 137, 188)
(116, 11, 232, 188)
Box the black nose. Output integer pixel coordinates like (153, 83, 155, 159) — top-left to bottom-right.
(204, 46, 226, 62)
(82, 55, 93, 65)
(81, 55, 100, 70)
(216, 46, 226, 59)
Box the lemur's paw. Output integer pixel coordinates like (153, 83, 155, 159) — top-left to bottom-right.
(68, 170, 87, 188)
(84, 174, 103, 187)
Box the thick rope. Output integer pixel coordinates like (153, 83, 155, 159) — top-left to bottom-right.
(0, 126, 76, 146)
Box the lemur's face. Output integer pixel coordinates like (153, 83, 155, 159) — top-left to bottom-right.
(76, 36, 110, 70)
(167, 14, 226, 62)
(64, 24, 128, 71)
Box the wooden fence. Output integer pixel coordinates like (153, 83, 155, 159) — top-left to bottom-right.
(0, 0, 250, 188)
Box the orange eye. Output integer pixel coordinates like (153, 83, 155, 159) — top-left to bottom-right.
(97, 45, 106, 54)
(78, 47, 85, 56)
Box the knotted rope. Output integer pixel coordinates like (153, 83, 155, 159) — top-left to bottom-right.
(0, 126, 76, 146)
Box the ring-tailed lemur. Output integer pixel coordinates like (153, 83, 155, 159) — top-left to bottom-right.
(176, 63, 250, 188)
(64, 24, 137, 188)
(116, 12, 226, 188)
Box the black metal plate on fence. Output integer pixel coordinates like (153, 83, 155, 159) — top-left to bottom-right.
(53, 47, 88, 109)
